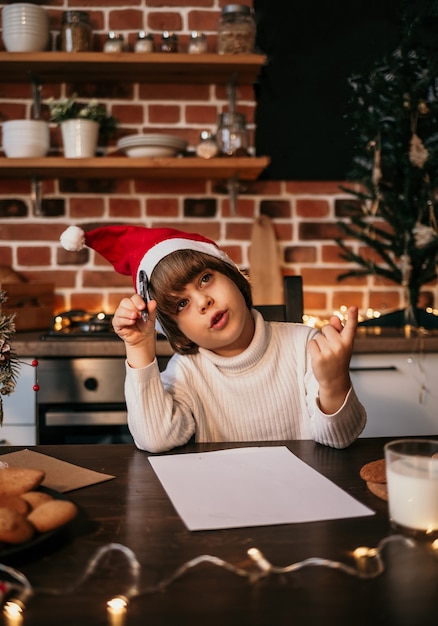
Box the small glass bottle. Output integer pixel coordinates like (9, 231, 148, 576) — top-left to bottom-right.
(196, 131, 219, 159)
(160, 31, 179, 53)
(104, 31, 125, 52)
(217, 5, 256, 54)
(61, 11, 93, 52)
(135, 31, 154, 53)
(216, 112, 249, 156)
(188, 31, 207, 54)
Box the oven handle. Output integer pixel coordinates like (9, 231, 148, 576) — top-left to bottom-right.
(45, 411, 127, 426)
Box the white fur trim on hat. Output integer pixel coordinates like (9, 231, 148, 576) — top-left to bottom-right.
(60, 226, 86, 251)
(137, 237, 234, 285)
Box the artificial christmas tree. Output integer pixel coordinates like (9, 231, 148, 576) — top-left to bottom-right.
(336, 0, 438, 327)
(0, 290, 20, 424)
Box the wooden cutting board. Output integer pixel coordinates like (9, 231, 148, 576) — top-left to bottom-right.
(248, 215, 283, 305)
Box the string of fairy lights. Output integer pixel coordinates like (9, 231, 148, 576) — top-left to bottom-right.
(1, 535, 438, 625)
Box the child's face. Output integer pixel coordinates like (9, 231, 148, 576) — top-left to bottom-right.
(172, 269, 255, 356)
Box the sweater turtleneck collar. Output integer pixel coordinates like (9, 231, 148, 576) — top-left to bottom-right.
(198, 309, 270, 373)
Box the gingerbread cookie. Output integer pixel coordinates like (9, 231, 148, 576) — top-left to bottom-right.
(27, 499, 78, 533)
(0, 467, 45, 496)
(366, 481, 388, 501)
(0, 494, 29, 516)
(0, 507, 35, 544)
(359, 459, 386, 484)
(21, 490, 54, 510)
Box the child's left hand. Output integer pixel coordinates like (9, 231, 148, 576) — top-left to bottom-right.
(308, 306, 358, 414)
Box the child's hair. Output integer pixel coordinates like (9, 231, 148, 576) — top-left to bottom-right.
(149, 249, 253, 355)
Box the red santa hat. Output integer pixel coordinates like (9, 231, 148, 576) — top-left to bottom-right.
(60, 224, 234, 293)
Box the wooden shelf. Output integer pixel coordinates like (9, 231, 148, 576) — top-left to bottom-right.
(0, 52, 267, 84)
(0, 156, 270, 180)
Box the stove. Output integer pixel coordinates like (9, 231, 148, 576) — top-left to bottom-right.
(40, 309, 120, 341)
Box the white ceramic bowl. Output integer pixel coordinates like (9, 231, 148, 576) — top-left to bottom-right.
(2, 3, 49, 51)
(2, 120, 50, 158)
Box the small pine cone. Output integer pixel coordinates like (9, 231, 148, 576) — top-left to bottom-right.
(409, 133, 429, 168)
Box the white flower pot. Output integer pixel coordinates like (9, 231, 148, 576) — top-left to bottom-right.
(61, 119, 99, 158)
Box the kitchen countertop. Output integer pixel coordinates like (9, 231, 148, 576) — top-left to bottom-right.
(11, 326, 438, 358)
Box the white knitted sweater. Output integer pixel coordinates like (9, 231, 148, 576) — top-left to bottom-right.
(125, 310, 366, 452)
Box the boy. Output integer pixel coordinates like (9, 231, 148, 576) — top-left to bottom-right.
(61, 224, 366, 452)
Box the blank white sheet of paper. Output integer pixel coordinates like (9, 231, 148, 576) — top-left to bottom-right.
(148, 446, 375, 531)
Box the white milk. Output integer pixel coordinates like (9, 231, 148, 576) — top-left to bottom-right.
(387, 457, 438, 531)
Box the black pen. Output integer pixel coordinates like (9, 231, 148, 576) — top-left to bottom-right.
(138, 270, 149, 322)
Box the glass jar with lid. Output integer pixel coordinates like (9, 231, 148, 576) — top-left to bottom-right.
(160, 31, 179, 53)
(188, 32, 207, 54)
(135, 31, 154, 53)
(61, 11, 93, 52)
(217, 5, 256, 54)
(216, 112, 249, 156)
(104, 31, 125, 53)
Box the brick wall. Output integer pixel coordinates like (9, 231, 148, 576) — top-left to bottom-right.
(0, 0, 417, 319)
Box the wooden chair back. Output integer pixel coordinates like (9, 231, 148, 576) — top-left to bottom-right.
(254, 276, 303, 323)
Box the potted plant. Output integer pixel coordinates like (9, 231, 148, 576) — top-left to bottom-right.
(45, 93, 118, 158)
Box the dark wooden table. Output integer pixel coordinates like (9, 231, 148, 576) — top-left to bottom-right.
(1, 438, 437, 626)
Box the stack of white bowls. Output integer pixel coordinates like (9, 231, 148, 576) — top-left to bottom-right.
(117, 134, 189, 158)
(2, 120, 50, 158)
(2, 3, 50, 52)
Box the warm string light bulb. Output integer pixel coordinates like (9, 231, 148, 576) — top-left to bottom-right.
(107, 596, 128, 626)
(3, 600, 24, 626)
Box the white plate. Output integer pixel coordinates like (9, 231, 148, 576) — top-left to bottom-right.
(117, 134, 188, 151)
(120, 145, 181, 158)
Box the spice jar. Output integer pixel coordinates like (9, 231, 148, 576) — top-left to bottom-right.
(217, 5, 256, 54)
(188, 32, 207, 54)
(104, 31, 125, 53)
(61, 11, 93, 52)
(216, 112, 249, 156)
(160, 31, 179, 53)
(135, 31, 154, 53)
(196, 131, 219, 159)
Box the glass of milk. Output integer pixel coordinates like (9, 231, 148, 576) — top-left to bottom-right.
(385, 439, 438, 538)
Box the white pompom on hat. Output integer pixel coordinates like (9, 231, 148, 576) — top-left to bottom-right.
(60, 224, 234, 292)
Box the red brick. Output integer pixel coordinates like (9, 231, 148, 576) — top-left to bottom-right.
(301, 267, 367, 286)
(332, 291, 365, 310)
(221, 197, 256, 218)
(296, 199, 330, 218)
(149, 105, 181, 124)
(0, 248, 13, 266)
(134, 179, 208, 194)
(0, 224, 65, 242)
(185, 105, 218, 125)
(112, 104, 144, 125)
(148, 11, 183, 32)
(146, 198, 179, 217)
(303, 291, 327, 312)
(187, 9, 220, 31)
(108, 9, 144, 30)
(70, 197, 105, 218)
(17, 247, 51, 266)
(147, 0, 213, 6)
(139, 83, 210, 100)
(225, 222, 253, 240)
(71, 293, 106, 312)
(284, 246, 317, 264)
(321, 244, 349, 263)
(83, 270, 132, 288)
(110, 198, 142, 218)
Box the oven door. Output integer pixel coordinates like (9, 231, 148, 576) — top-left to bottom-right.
(38, 402, 133, 444)
(37, 357, 133, 444)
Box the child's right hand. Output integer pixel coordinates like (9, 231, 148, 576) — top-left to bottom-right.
(112, 294, 158, 367)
